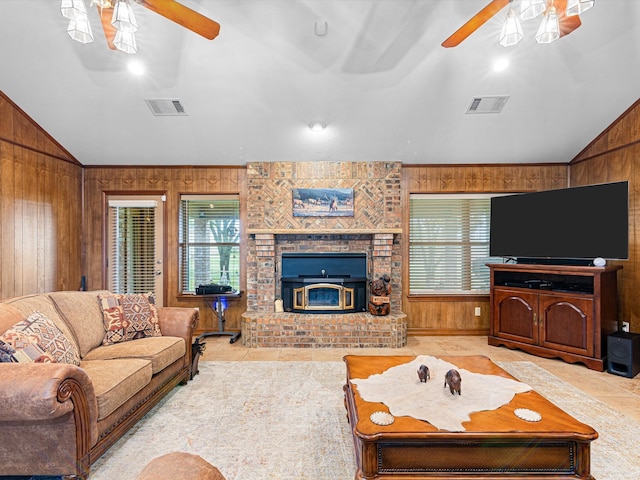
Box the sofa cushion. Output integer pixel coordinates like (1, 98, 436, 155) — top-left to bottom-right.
(0, 311, 80, 365)
(99, 293, 162, 346)
(82, 336, 186, 375)
(2, 294, 81, 356)
(80, 358, 153, 420)
(49, 290, 110, 358)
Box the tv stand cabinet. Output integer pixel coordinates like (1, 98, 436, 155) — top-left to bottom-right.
(487, 263, 621, 371)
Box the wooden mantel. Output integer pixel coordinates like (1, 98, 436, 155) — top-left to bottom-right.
(247, 228, 402, 235)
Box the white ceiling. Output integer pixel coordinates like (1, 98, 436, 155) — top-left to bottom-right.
(1, 0, 639, 167)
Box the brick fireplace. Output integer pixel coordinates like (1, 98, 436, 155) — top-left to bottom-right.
(241, 161, 407, 348)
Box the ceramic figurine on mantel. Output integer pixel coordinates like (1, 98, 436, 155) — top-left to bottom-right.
(368, 274, 391, 316)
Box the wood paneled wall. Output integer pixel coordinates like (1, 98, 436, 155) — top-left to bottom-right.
(402, 163, 569, 335)
(0, 92, 83, 300)
(82, 166, 247, 333)
(4, 82, 636, 336)
(570, 98, 640, 332)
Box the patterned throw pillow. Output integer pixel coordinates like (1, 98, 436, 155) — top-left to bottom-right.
(0, 311, 80, 365)
(99, 293, 162, 346)
(10, 341, 55, 363)
(0, 339, 17, 363)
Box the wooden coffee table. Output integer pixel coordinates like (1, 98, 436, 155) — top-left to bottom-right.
(343, 355, 597, 479)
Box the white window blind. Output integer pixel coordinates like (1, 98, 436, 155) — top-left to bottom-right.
(108, 202, 157, 294)
(409, 194, 499, 294)
(179, 195, 240, 293)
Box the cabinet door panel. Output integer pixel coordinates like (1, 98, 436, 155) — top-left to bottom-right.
(494, 290, 538, 344)
(539, 296, 593, 356)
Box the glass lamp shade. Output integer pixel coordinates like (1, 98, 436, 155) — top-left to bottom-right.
(112, 0, 138, 32)
(67, 16, 94, 44)
(566, 0, 595, 16)
(499, 9, 524, 47)
(61, 0, 89, 20)
(536, 7, 560, 44)
(520, 0, 546, 20)
(114, 29, 137, 54)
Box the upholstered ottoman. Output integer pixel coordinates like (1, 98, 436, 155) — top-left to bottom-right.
(136, 452, 227, 480)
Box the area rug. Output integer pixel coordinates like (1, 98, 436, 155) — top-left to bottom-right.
(86, 360, 640, 480)
(498, 361, 640, 480)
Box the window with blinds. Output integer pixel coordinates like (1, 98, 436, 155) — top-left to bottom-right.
(108, 200, 157, 294)
(179, 195, 240, 293)
(409, 194, 500, 294)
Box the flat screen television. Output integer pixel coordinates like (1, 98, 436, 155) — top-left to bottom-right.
(490, 181, 628, 265)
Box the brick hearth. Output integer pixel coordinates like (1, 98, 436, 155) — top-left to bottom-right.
(241, 312, 407, 348)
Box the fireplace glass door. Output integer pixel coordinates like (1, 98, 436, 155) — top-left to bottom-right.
(293, 284, 354, 311)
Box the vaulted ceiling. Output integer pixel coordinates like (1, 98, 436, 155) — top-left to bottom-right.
(1, 0, 639, 166)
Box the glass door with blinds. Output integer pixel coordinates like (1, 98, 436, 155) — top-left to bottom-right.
(107, 196, 164, 306)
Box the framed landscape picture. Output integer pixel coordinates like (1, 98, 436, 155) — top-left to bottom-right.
(292, 188, 354, 217)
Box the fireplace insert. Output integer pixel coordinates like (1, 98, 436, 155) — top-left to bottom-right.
(280, 252, 368, 314)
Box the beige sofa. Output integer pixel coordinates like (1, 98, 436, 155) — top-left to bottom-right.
(0, 290, 199, 480)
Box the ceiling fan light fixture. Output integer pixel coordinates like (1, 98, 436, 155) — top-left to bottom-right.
(61, 0, 89, 20)
(114, 28, 137, 54)
(67, 16, 94, 44)
(566, 0, 595, 16)
(535, 6, 560, 44)
(112, 0, 138, 33)
(520, 0, 546, 20)
(92, 0, 115, 8)
(499, 8, 524, 47)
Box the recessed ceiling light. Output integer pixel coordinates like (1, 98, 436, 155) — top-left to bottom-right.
(493, 57, 509, 72)
(309, 121, 326, 132)
(128, 59, 145, 75)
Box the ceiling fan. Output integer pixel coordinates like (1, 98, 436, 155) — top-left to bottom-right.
(441, 0, 586, 48)
(94, 0, 220, 50)
(63, 0, 220, 52)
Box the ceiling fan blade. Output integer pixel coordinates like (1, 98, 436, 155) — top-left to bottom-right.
(97, 6, 118, 50)
(442, 0, 511, 48)
(138, 0, 220, 40)
(555, 0, 582, 37)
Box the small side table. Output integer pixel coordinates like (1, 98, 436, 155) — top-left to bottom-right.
(197, 291, 242, 344)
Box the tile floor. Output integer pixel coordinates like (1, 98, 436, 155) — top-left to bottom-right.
(200, 334, 640, 422)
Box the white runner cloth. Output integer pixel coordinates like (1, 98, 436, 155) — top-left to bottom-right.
(350, 355, 532, 431)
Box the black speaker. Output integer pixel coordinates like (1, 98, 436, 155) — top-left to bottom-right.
(607, 331, 640, 378)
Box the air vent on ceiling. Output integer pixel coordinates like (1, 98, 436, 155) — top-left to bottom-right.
(144, 99, 188, 116)
(466, 95, 509, 114)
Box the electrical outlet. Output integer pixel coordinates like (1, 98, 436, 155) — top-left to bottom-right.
(622, 321, 630, 332)
(474, 306, 481, 317)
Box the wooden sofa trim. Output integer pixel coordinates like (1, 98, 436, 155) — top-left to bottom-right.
(59, 377, 92, 480)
